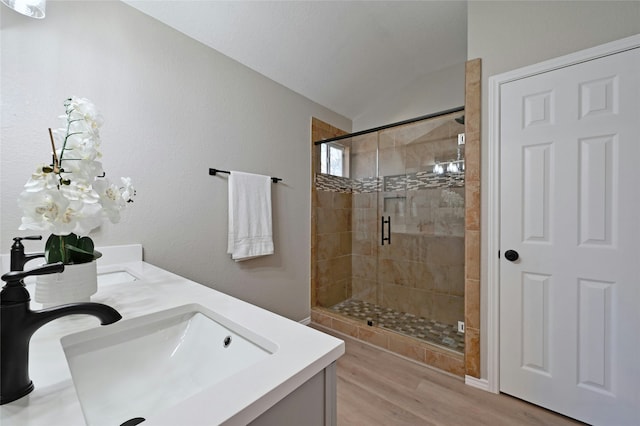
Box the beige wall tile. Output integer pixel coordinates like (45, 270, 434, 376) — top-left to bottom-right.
(317, 256, 351, 284)
(358, 327, 389, 349)
(316, 233, 341, 261)
(333, 317, 359, 338)
(350, 132, 377, 154)
(425, 349, 465, 377)
(387, 233, 420, 262)
(316, 208, 351, 234)
(426, 236, 465, 266)
(465, 179, 481, 231)
(431, 293, 464, 325)
(352, 207, 377, 234)
(465, 327, 481, 378)
(465, 230, 480, 281)
(316, 190, 334, 208)
(339, 232, 352, 256)
(464, 59, 481, 136)
(352, 254, 377, 281)
(311, 310, 332, 328)
(333, 192, 352, 209)
(411, 261, 436, 291)
(389, 335, 426, 363)
(351, 150, 377, 179)
(465, 279, 480, 330)
(352, 231, 374, 256)
(353, 192, 374, 209)
(447, 265, 465, 297)
(379, 258, 410, 286)
(463, 131, 480, 183)
(351, 277, 377, 304)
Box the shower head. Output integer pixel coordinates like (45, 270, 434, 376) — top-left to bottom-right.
(455, 115, 465, 125)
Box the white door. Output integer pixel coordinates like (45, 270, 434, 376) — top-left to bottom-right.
(499, 47, 639, 425)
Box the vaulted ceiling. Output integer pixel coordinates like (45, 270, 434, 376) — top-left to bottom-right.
(123, 1, 468, 122)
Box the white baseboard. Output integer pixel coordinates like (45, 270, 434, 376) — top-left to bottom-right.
(465, 375, 491, 392)
(299, 316, 311, 325)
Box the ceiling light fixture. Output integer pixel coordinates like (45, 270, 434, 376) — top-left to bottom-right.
(1, 0, 46, 19)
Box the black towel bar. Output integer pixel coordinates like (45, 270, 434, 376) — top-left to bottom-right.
(209, 168, 282, 183)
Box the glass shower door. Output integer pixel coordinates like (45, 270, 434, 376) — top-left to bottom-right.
(373, 113, 466, 351)
(375, 123, 413, 329)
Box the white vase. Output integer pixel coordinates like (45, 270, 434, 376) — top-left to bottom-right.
(35, 261, 98, 308)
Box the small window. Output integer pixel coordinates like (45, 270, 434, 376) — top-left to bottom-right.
(320, 142, 349, 177)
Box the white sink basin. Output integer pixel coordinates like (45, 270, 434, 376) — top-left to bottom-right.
(60, 304, 277, 426)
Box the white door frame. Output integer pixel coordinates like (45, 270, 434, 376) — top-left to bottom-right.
(486, 33, 640, 394)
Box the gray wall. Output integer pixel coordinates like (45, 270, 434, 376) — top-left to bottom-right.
(0, 1, 350, 321)
(352, 61, 466, 132)
(468, 0, 640, 378)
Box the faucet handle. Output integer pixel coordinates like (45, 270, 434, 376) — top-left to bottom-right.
(1, 263, 63, 305)
(11, 236, 45, 272)
(12, 235, 43, 250)
(1, 262, 64, 285)
(13, 235, 43, 243)
(11, 235, 42, 250)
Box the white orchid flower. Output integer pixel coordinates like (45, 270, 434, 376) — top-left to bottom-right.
(21, 165, 59, 193)
(120, 177, 136, 202)
(18, 188, 75, 234)
(67, 97, 103, 128)
(93, 178, 126, 223)
(71, 201, 103, 236)
(18, 97, 135, 246)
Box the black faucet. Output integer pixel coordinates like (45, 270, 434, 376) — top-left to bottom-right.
(0, 263, 122, 405)
(10, 235, 45, 271)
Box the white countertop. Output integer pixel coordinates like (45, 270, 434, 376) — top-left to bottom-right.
(0, 258, 344, 425)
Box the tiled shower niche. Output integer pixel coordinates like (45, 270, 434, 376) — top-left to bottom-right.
(314, 112, 466, 356)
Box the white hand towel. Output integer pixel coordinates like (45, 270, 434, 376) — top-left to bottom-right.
(227, 171, 274, 261)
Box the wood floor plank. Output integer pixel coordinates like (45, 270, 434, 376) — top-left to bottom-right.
(312, 324, 584, 426)
(338, 376, 435, 426)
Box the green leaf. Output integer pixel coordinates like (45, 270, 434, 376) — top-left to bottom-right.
(63, 233, 79, 248)
(44, 233, 98, 264)
(76, 236, 94, 254)
(67, 244, 95, 264)
(45, 234, 63, 264)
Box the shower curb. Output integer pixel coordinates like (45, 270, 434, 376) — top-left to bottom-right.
(311, 307, 464, 377)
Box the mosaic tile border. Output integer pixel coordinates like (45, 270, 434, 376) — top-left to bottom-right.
(315, 171, 464, 194)
(329, 298, 464, 353)
(314, 173, 352, 193)
(384, 170, 464, 192)
(352, 176, 382, 193)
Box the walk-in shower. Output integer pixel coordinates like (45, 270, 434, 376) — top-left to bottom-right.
(312, 108, 466, 356)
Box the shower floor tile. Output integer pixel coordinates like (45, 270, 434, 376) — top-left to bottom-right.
(329, 299, 464, 353)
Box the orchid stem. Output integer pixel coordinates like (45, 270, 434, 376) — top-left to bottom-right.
(48, 128, 60, 173)
(59, 104, 75, 164)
